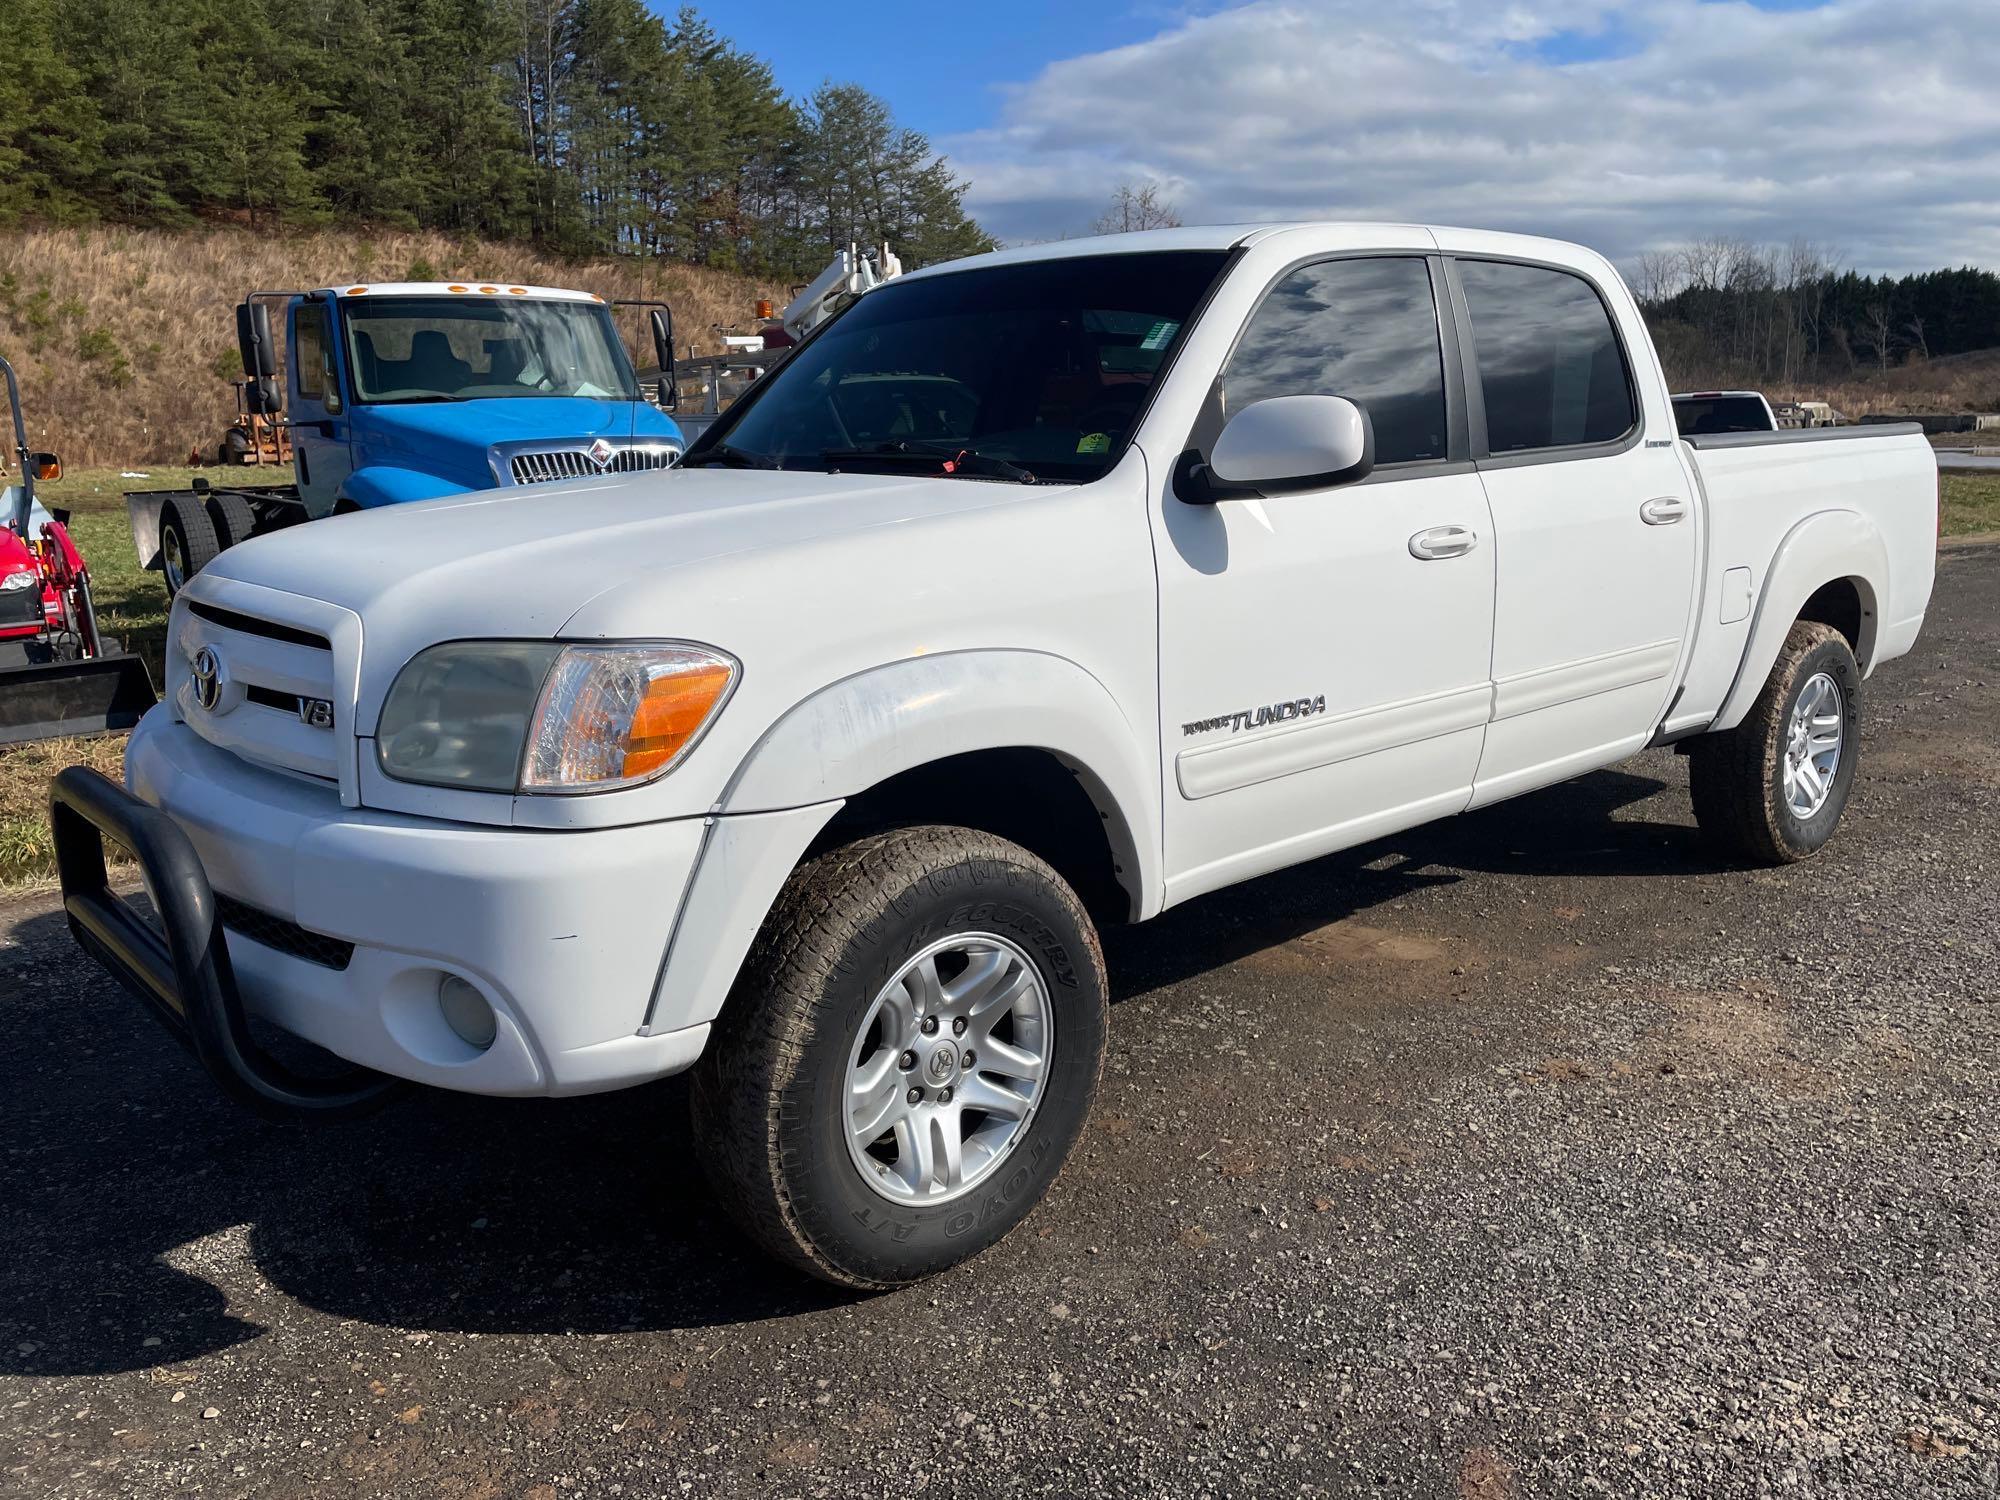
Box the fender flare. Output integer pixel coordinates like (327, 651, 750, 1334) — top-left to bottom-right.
(337, 465, 477, 510)
(722, 649, 1163, 919)
(1710, 509, 1887, 732)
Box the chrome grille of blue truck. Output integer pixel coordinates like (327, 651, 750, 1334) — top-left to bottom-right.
(507, 443, 680, 485)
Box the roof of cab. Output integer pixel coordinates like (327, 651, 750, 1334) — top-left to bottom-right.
(318, 282, 604, 302)
(894, 222, 1611, 282)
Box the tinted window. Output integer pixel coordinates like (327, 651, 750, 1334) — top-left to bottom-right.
(294, 304, 327, 401)
(1221, 257, 1448, 465)
(1673, 395, 1772, 435)
(695, 251, 1228, 483)
(1458, 260, 1635, 453)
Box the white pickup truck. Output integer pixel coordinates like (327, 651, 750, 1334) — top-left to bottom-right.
(52, 224, 1937, 1287)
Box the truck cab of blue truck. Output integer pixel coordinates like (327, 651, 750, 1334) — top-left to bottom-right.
(128, 282, 684, 595)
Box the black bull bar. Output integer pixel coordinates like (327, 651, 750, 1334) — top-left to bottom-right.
(49, 764, 398, 1116)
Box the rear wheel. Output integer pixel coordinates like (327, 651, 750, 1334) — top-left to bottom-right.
(691, 825, 1108, 1288)
(206, 491, 258, 551)
(158, 500, 221, 599)
(1689, 619, 1861, 863)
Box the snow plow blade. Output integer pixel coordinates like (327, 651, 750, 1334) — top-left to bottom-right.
(0, 652, 157, 746)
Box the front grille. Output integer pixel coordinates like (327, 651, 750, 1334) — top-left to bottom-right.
(0, 585, 39, 629)
(509, 444, 678, 485)
(187, 600, 330, 652)
(217, 895, 354, 971)
(179, 596, 345, 782)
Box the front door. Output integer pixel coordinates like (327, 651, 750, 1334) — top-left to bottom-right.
(1445, 254, 1699, 805)
(1150, 254, 1496, 905)
(288, 298, 352, 517)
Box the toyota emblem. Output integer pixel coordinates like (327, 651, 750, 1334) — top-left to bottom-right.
(190, 645, 223, 711)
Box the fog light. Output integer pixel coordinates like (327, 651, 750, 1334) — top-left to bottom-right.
(438, 975, 497, 1051)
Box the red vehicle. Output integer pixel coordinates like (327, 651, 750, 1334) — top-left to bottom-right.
(1, 355, 155, 744)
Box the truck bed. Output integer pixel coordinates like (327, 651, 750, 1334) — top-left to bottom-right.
(1668, 421, 1937, 737)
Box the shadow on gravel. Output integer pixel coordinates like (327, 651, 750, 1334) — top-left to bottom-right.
(1, 761, 1714, 1378)
(1107, 760, 1721, 999)
(1, 904, 850, 1378)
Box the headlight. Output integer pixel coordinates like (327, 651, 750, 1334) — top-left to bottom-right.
(2, 569, 38, 592)
(376, 640, 736, 794)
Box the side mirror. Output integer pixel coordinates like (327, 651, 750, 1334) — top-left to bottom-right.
(649, 307, 677, 412)
(1189, 394, 1373, 503)
(236, 301, 282, 415)
(29, 452, 61, 481)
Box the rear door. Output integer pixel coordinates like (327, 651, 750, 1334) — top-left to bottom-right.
(1149, 250, 1496, 903)
(1444, 251, 1698, 805)
(288, 298, 353, 517)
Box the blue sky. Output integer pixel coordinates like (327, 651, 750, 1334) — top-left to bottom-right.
(669, 0, 1999, 272)
(673, 1, 1185, 137)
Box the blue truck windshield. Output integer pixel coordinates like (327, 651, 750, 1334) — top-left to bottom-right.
(689, 251, 1231, 482)
(342, 298, 641, 405)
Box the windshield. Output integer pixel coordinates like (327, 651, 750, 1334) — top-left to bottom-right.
(691, 251, 1230, 482)
(341, 297, 641, 404)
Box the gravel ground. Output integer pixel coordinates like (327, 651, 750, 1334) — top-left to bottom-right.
(2, 545, 1996, 1499)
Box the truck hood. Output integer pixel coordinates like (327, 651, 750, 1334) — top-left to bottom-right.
(201, 467, 1028, 731)
(362, 396, 648, 448)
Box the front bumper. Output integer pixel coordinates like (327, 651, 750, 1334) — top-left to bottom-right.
(63, 712, 712, 1099)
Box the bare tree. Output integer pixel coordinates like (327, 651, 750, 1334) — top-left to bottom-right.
(1860, 303, 1895, 371)
(1680, 235, 1738, 292)
(1905, 314, 1930, 362)
(1093, 182, 1182, 234)
(1630, 249, 1685, 306)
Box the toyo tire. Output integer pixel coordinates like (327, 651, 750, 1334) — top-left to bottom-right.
(1688, 619, 1862, 864)
(690, 825, 1108, 1289)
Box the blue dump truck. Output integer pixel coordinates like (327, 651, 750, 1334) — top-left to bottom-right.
(127, 281, 684, 595)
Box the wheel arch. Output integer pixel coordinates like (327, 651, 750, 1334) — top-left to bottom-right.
(1710, 510, 1887, 732)
(337, 464, 477, 511)
(722, 650, 1162, 922)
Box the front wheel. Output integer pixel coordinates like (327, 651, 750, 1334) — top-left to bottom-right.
(1689, 619, 1862, 863)
(691, 826, 1108, 1288)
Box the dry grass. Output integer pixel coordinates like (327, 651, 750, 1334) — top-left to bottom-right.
(0, 226, 772, 467)
(0, 735, 126, 889)
(1751, 349, 2000, 423)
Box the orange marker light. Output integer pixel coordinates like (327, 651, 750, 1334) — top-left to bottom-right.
(621, 662, 735, 779)
(447, 284, 467, 293)
(347, 287, 369, 295)
(479, 285, 499, 294)
(509, 287, 528, 295)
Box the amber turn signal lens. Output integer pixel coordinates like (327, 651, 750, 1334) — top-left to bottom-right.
(520, 645, 738, 793)
(621, 661, 735, 779)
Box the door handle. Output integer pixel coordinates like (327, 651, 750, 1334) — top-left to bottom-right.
(1640, 495, 1688, 525)
(1408, 524, 1478, 560)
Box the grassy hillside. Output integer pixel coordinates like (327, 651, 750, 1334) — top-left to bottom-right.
(0, 226, 773, 468)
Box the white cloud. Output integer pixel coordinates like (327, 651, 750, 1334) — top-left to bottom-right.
(941, 0, 2000, 274)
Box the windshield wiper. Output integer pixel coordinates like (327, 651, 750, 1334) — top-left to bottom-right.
(679, 442, 782, 470)
(819, 440, 1038, 484)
